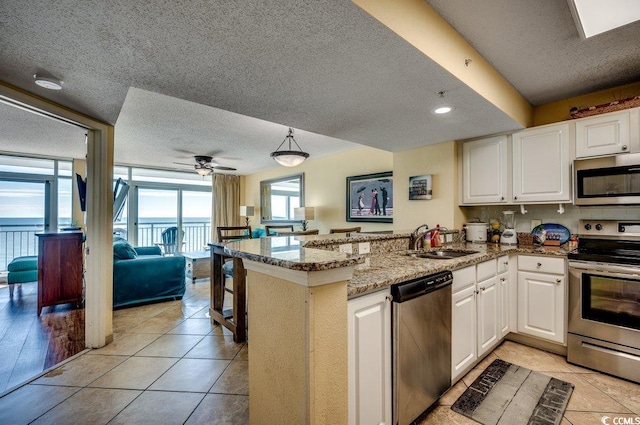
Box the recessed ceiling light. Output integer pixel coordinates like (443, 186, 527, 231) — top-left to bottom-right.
(568, 0, 640, 38)
(33, 74, 63, 90)
(432, 106, 454, 115)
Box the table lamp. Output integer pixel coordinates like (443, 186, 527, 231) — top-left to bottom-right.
(240, 206, 254, 226)
(294, 207, 315, 231)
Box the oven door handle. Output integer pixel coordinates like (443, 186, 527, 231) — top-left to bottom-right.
(568, 260, 640, 277)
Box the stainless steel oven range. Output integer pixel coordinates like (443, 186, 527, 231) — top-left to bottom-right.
(567, 220, 640, 383)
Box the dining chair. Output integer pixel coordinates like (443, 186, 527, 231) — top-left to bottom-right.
(278, 229, 320, 235)
(265, 225, 295, 236)
(329, 226, 361, 234)
(217, 226, 253, 242)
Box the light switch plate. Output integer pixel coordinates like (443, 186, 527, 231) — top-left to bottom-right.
(358, 242, 370, 254)
(339, 244, 353, 254)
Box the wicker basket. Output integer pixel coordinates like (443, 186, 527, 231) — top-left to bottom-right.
(570, 96, 640, 119)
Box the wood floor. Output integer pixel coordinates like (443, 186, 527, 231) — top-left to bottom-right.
(0, 282, 85, 393)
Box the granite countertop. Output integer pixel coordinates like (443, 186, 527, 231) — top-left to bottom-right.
(214, 234, 574, 298)
(348, 242, 573, 297)
(211, 237, 364, 272)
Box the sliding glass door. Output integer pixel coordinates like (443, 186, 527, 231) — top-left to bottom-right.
(137, 188, 178, 247)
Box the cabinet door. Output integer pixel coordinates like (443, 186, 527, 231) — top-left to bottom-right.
(576, 110, 630, 158)
(348, 290, 391, 425)
(517, 271, 565, 344)
(477, 276, 499, 356)
(498, 271, 509, 338)
(462, 136, 508, 204)
(452, 285, 477, 381)
(512, 123, 571, 202)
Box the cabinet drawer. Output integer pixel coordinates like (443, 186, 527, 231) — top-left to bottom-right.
(518, 255, 565, 274)
(497, 256, 509, 274)
(453, 266, 476, 293)
(476, 259, 497, 282)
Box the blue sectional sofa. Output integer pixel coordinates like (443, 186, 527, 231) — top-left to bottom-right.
(113, 238, 186, 309)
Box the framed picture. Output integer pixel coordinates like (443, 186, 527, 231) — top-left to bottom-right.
(346, 171, 393, 223)
(409, 174, 432, 200)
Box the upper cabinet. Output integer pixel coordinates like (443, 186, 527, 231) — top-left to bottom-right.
(512, 123, 571, 203)
(575, 110, 631, 158)
(461, 136, 508, 204)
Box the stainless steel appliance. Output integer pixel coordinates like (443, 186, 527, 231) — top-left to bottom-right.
(391, 270, 452, 425)
(574, 153, 640, 205)
(567, 220, 640, 383)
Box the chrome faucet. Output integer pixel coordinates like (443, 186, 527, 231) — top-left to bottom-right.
(410, 224, 429, 250)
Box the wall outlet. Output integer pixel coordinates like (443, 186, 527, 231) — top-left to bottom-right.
(339, 244, 353, 254)
(531, 219, 542, 230)
(358, 242, 370, 254)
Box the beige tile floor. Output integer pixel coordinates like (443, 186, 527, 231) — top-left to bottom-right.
(0, 279, 638, 424)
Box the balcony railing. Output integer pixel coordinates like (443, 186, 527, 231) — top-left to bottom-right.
(0, 224, 43, 272)
(1, 221, 212, 272)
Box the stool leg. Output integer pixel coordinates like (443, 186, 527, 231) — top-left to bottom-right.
(9, 284, 14, 297)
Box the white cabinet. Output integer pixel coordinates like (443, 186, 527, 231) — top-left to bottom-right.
(452, 258, 508, 381)
(497, 256, 510, 338)
(576, 110, 631, 158)
(462, 136, 508, 204)
(477, 275, 499, 356)
(348, 290, 391, 425)
(517, 255, 566, 344)
(512, 123, 572, 203)
(452, 266, 477, 381)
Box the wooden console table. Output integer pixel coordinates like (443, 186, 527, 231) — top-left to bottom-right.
(36, 231, 83, 316)
(209, 244, 247, 343)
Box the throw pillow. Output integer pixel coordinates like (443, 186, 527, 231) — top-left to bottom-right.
(113, 240, 138, 260)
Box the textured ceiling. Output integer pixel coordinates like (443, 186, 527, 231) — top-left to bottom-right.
(1, 1, 638, 174)
(425, 0, 640, 106)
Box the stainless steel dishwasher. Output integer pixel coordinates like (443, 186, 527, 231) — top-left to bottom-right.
(391, 270, 452, 425)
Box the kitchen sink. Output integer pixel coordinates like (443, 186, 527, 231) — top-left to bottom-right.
(406, 249, 478, 260)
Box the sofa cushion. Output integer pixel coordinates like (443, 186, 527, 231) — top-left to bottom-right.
(114, 240, 138, 260)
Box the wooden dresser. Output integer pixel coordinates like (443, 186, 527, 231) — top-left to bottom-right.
(36, 231, 83, 315)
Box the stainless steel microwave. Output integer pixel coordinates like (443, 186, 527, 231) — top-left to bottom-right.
(574, 153, 640, 205)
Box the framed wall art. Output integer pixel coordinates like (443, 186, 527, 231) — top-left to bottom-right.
(346, 171, 393, 223)
(409, 174, 432, 200)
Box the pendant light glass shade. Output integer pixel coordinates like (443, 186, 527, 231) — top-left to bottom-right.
(270, 128, 310, 167)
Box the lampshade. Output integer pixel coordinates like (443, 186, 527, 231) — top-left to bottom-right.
(240, 206, 255, 217)
(270, 128, 310, 167)
(294, 207, 315, 221)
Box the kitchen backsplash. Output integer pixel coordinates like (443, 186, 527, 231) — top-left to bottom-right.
(464, 204, 640, 235)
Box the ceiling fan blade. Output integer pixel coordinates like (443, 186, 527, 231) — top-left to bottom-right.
(212, 166, 237, 171)
(172, 161, 194, 166)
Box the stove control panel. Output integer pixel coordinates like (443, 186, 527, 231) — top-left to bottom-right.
(579, 220, 640, 237)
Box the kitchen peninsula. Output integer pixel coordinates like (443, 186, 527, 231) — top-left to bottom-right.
(214, 231, 573, 425)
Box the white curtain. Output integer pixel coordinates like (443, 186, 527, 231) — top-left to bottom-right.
(213, 174, 240, 242)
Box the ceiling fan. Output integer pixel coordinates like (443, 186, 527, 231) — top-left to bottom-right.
(174, 155, 237, 176)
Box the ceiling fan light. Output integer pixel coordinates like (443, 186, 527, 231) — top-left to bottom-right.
(270, 128, 310, 167)
(194, 164, 212, 176)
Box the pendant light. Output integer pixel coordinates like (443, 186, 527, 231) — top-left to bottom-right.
(270, 128, 310, 167)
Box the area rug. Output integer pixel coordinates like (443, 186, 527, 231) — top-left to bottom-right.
(451, 359, 574, 425)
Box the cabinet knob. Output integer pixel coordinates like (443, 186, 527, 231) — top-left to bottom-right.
(479, 286, 486, 291)
(556, 279, 561, 284)
(622, 145, 628, 151)
(514, 196, 518, 200)
(500, 277, 506, 282)
(385, 295, 392, 302)
(537, 262, 542, 267)
(500, 196, 504, 201)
